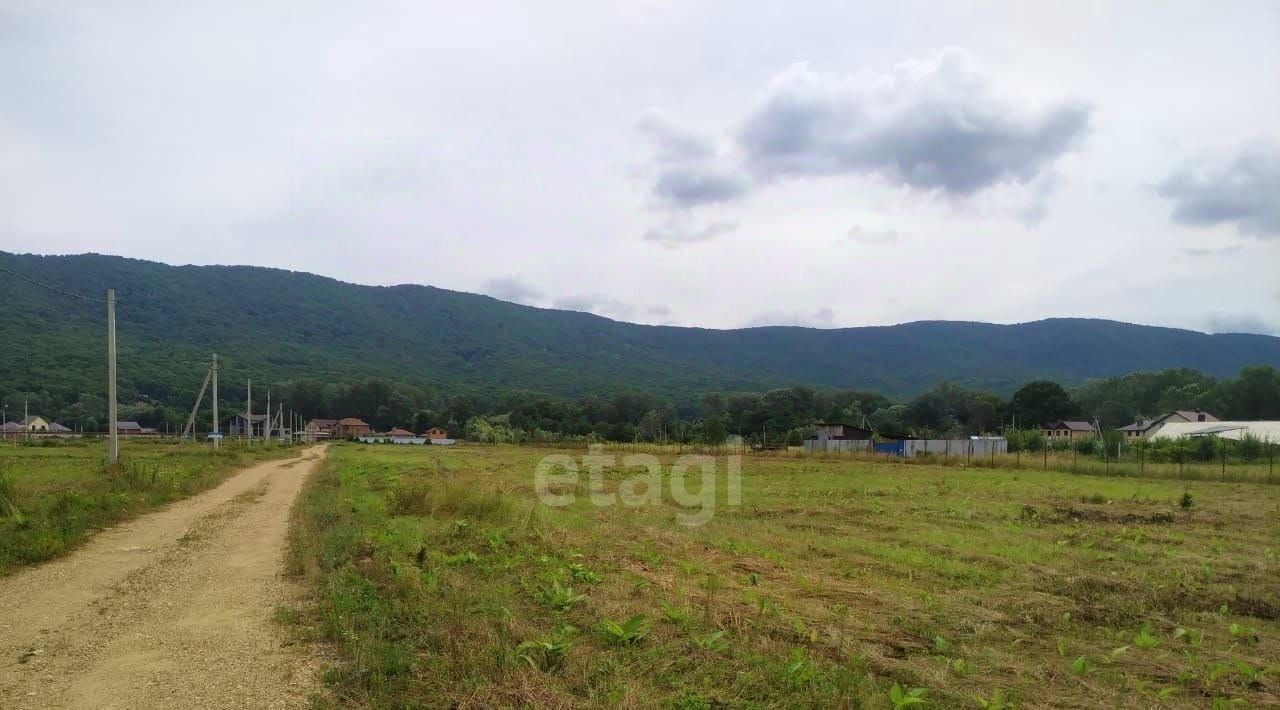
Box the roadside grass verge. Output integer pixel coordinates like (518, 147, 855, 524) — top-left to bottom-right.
(0, 439, 299, 574)
(291, 444, 1280, 708)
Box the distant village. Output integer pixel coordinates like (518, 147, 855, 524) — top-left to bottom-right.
(802, 408, 1280, 455)
(1, 411, 453, 446)
(8, 403, 1277, 459)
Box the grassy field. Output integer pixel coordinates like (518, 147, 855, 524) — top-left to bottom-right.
(288, 444, 1279, 708)
(0, 438, 297, 574)
(544, 443, 1280, 486)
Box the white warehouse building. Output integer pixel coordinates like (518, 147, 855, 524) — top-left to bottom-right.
(1148, 421, 1280, 442)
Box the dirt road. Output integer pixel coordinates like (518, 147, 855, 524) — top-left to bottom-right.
(0, 446, 328, 709)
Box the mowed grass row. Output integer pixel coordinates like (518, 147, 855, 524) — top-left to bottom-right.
(287, 444, 1280, 708)
(0, 439, 298, 574)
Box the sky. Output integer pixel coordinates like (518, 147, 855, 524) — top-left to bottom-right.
(2, 1, 1278, 334)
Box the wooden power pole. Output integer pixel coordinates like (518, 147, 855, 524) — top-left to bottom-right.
(107, 288, 118, 464)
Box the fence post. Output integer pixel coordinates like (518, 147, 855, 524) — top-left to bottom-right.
(1043, 443, 1048, 470)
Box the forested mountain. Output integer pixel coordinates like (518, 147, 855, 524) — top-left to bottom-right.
(2, 251, 1278, 423)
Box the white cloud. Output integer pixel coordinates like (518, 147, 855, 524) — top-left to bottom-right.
(847, 226, 900, 244)
(745, 307, 836, 328)
(480, 276, 543, 306)
(643, 218, 738, 246)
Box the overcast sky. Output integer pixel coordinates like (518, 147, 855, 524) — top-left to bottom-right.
(2, 2, 1278, 334)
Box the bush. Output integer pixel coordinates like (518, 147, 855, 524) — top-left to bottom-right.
(1072, 437, 1097, 456)
(1005, 429, 1044, 453)
(1236, 434, 1264, 462)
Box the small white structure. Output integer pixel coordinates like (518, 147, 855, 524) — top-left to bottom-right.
(357, 435, 427, 445)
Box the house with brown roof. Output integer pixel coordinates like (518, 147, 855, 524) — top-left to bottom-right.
(336, 418, 371, 439)
(305, 418, 339, 440)
(116, 421, 157, 437)
(423, 427, 449, 441)
(1041, 420, 1097, 441)
(1119, 410, 1217, 441)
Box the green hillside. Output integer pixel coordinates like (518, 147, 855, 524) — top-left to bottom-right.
(2, 251, 1278, 412)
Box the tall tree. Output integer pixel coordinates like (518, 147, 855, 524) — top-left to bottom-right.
(1011, 380, 1079, 426)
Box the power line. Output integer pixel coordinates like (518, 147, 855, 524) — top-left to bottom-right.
(0, 264, 141, 326)
(0, 264, 108, 304)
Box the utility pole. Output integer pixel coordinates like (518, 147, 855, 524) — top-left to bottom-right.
(24, 399, 29, 442)
(246, 379, 252, 445)
(265, 389, 271, 445)
(211, 354, 219, 450)
(181, 364, 213, 440)
(106, 288, 118, 463)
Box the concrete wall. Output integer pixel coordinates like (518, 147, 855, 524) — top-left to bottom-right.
(803, 438, 872, 453)
(902, 438, 1007, 458)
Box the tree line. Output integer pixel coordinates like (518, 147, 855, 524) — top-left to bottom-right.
(4, 365, 1277, 445)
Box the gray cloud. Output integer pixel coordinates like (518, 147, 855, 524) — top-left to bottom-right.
(1206, 314, 1279, 336)
(652, 169, 749, 208)
(638, 112, 749, 208)
(1157, 143, 1280, 237)
(643, 218, 738, 246)
(847, 225, 899, 244)
(639, 48, 1089, 237)
(480, 277, 543, 306)
(1183, 244, 1244, 258)
(745, 307, 836, 328)
(636, 111, 716, 163)
(736, 50, 1090, 195)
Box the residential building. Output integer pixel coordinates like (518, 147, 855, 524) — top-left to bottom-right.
(1119, 410, 1218, 440)
(305, 418, 339, 440)
(1042, 420, 1097, 441)
(116, 421, 157, 436)
(423, 427, 449, 441)
(804, 421, 874, 452)
(336, 417, 371, 439)
(0, 421, 23, 439)
(814, 422, 873, 440)
(17, 415, 50, 432)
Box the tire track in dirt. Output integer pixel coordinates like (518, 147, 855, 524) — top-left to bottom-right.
(0, 446, 328, 709)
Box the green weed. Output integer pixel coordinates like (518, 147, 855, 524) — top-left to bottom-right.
(888, 683, 926, 708)
(599, 614, 649, 646)
(536, 579, 585, 611)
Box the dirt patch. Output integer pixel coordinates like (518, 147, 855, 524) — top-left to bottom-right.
(0, 446, 329, 709)
(1049, 505, 1179, 524)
